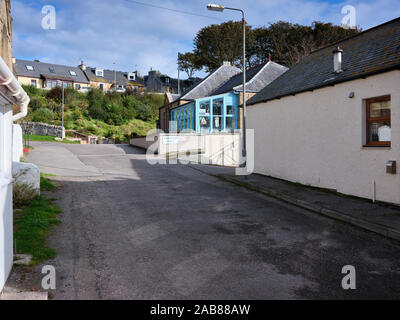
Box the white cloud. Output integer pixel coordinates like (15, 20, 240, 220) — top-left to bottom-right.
(12, 0, 400, 79)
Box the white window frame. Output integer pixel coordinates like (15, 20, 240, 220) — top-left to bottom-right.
(95, 69, 104, 77)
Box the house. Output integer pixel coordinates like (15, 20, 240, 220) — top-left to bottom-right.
(80, 61, 145, 92)
(144, 69, 200, 94)
(246, 17, 400, 205)
(159, 61, 241, 133)
(1, 2, 30, 292)
(178, 60, 288, 134)
(14, 59, 90, 91)
(162, 60, 287, 134)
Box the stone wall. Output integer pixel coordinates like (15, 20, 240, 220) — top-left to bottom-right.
(21, 122, 65, 139)
(0, 0, 12, 69)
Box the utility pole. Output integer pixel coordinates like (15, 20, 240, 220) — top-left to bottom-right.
(178, 67, 180, 95)
(62, 82, 64, 140)
(207, 4, 247, 169)
(113, 62, 116, 90)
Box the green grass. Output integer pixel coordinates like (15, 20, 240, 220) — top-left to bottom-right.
(14, 172, 60, 265)
(40, 173, 56, 191)
(14, 196, 61, 265)
(27, 134, 80, 144)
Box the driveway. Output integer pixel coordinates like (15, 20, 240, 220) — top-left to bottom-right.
(26, 142, 400, 299)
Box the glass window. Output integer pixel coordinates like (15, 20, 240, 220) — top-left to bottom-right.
(226, 117, 235, 131)
(213, 99, 223, 115)
(200, 116, 210, 132)
(226, 105, 234, 115)
(212, 99, 223, 132)
(70, 70, 77, 76)
(31, 79, 37, 87)
(26, 65, 34, 71)
(199, 101, 210, 116)
(49, 67, 55, 73)
(366, 96, 391, 146)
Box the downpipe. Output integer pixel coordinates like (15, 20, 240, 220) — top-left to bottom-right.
(0, 57, 30, 122)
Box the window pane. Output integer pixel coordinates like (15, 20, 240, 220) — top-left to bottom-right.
(369, 100, 390, 118)
(199, 101, 210, 116)
(200, 116, 210, 132)
(369, 121, 391, 142)
(213, 99, 223, 116)
(226, 105, 234, 115)
(213, 116, 222, 131)
(226, 117, 235, 130)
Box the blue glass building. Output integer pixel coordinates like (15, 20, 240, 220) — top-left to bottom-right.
(169, 92, 239, 133)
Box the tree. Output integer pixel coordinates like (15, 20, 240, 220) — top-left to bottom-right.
(189, 20, 361, 70)
(193, 20, 254, 72)
(177, 52, 201, 78)
(252, 21, 360, 67)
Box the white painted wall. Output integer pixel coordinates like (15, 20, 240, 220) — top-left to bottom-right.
(0, 104, 14, 292)
(156, 133, 242, 167)
(12, 124, 23, 162)
(247, 70, 400, 204)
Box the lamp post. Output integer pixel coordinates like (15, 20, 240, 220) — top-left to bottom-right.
(57, 80, 64, 140)
(207, 4, 247, 168)
(113, 62, 116, 90)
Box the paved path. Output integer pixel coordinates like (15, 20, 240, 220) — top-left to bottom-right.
(26, 142, 400, 299)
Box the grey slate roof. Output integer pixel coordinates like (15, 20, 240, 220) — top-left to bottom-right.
(180, 63, 241, 100)
(211, 61, 288, 95)
(248, 17, 400, 106)
(84, 67, 144, 86)
(14, 59, 89, 83)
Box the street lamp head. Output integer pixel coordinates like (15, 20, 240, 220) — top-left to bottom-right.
(207, 4, 225, 11)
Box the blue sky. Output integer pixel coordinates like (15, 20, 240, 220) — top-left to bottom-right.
(12, 0, 400, 78)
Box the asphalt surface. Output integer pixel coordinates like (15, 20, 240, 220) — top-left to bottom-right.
(26, 142, 400, 299)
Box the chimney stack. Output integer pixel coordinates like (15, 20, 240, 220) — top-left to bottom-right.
(222, 61, 231, 66)
(333, 47, 343, 73)
(79, 60, 86, 71)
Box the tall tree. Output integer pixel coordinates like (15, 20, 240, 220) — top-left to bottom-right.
(190, 20, 360, 70)
(193, 20, 254, 72)
(253, 21, 360, 67)
(177, 52, 201, 78)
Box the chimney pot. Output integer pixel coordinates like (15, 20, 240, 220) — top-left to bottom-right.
(333, 47, 343, 73)
(222, 61, 231, 66)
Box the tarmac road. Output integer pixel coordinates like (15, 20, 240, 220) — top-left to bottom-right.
(26, 142, 400, 299)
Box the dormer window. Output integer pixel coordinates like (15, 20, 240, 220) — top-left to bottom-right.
(26, 65, 34, 71)
(165, 78, 169, 84)
(95, 68, 104, 77)
(69, 70, 77, 76)
(128, 72, 136, 81)
(49, 67, 55, 73)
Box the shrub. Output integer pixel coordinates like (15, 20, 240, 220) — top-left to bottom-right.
(32, 107, 55, 123)
(22, 85, 42, 97)
(46, 86, 63, 102)
(29, 96, 48, 111)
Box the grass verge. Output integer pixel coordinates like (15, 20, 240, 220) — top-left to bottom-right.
(27, 134, 80, 144)
(40, 172, 56, 191)
(13, 173, 61, 265)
